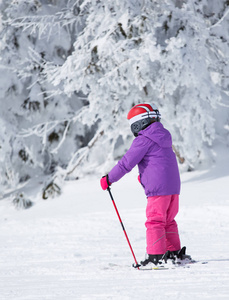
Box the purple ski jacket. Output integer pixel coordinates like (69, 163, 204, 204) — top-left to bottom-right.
(108, 122, 180, 197)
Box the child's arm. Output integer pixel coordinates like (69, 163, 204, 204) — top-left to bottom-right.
(108, 136, 152, 183)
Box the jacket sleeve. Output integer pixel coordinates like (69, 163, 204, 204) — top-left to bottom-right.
(108, 135, 152, 183)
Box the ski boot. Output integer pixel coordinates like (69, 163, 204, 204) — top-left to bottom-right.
(140, 253, 170, 269)
(140, 254, 164, 266)
(173, 246, 192, 265)
(162, 247, 192, 265)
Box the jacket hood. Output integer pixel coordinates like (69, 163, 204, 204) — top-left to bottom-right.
(139, 122, 172, 148)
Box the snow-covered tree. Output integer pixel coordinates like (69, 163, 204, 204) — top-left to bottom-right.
(0, 0, 87, 204)
(44, 0, 229, 173)
(0, 0, 229, 206)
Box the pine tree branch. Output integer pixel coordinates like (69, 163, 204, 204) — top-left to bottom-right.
(209, 8, 229, 29)
(66, 130, 104, 176)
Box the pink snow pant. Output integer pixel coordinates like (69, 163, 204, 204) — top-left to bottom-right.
(145, 194, 181, 255)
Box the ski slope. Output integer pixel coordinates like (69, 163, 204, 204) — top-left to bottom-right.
(0, 147, 229, 300)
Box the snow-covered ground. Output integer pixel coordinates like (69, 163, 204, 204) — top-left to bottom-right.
(0, 146, 229, 300)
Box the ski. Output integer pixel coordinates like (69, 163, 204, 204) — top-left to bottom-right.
(139, 265, 170, 271)
(138, 259, 208, 270)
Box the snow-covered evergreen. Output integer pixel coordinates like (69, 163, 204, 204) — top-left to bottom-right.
(0, 0, 229, 204)
(0, 0, 87, 203)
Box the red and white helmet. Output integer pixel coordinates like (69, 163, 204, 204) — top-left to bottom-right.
(127, 103, 161, 136)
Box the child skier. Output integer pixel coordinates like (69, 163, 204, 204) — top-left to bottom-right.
(100, 103, 189, 267)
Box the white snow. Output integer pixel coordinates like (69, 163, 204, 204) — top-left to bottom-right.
(0, 145, 229, 300)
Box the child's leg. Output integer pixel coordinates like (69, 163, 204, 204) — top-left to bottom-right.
(165, 194, 181, 252)
(145, 195, 171, 255)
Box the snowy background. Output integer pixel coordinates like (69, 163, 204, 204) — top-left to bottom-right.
(0, 1, 229, 299)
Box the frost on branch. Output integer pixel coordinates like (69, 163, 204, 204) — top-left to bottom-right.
(42, 182, 61, 200)
(12, 192, 34, 210)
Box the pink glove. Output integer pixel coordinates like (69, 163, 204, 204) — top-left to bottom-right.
(100, 175, 111, 190)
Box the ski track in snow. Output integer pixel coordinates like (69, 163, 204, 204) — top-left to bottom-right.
(0, 157, 229, 299)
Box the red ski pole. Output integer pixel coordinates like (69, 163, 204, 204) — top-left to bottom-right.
(107, 186, 140, 269)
